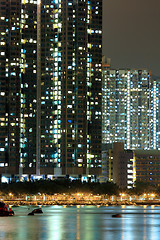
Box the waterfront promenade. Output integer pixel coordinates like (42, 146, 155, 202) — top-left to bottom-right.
(2, 193, 160, 206)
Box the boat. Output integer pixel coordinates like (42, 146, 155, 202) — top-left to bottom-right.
(32, 208, 43, 214)
(28, 212, 34, 216)
(0, 202, 14, 216)
(112, 214, 121, 218)
(28, 208, 43, 215)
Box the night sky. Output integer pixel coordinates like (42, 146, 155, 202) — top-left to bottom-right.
(103, 0, 160, 77)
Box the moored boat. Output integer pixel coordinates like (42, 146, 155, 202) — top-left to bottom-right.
(112, 214, 121, 218)
(0, 202, 14, 216)
(32, 208, 43, 214)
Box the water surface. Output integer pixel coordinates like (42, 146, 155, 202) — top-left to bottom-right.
(0, 205, 160, 240)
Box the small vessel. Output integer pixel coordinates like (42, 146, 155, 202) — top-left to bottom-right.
(28, 212, 34, 216)
(28, 207, 43, 216)
(0, 202, 14, 216)
(112, 214, 121, 218)
(32, 208, 43, 214)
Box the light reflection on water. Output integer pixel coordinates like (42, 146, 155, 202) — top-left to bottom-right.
(0, 206, 160, 240)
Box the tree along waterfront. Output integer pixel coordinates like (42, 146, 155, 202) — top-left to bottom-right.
(0, 180, 119, 196)
(0, 180, 159, 197)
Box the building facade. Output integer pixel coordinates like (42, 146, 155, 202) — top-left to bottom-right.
(154, 79, 160, 150)
(0, 0, 102, 180)
(0, 0, 21, 178)
(102, 66, 154, 150)
(102, 142, 134, 189)
(134, 150, 160, 186)
(102, 143, 160, 188)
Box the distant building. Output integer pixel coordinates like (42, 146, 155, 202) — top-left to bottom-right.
(0, 0, 102, 180)
(134, 150, 160, 185)
(101, 143, 112, 183)
(102, 66, 154, 150)
(154, 79, 160, 149)
(102, 142, 134, 189)
(102, 142, 160, 188)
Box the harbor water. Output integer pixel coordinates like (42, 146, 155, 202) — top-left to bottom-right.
(0, 205, 160, 240)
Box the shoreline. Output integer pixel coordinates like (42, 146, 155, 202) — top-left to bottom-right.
(3, 200, 160, 207)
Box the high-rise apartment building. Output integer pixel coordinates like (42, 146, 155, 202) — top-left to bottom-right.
(102, 64, 153, 150)
(0, 0, 21, 178)
(0, 0, 102, 180)
(154, 79, 160, 150)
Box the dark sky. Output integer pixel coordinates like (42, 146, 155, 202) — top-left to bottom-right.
(103, 0, 160, 77)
